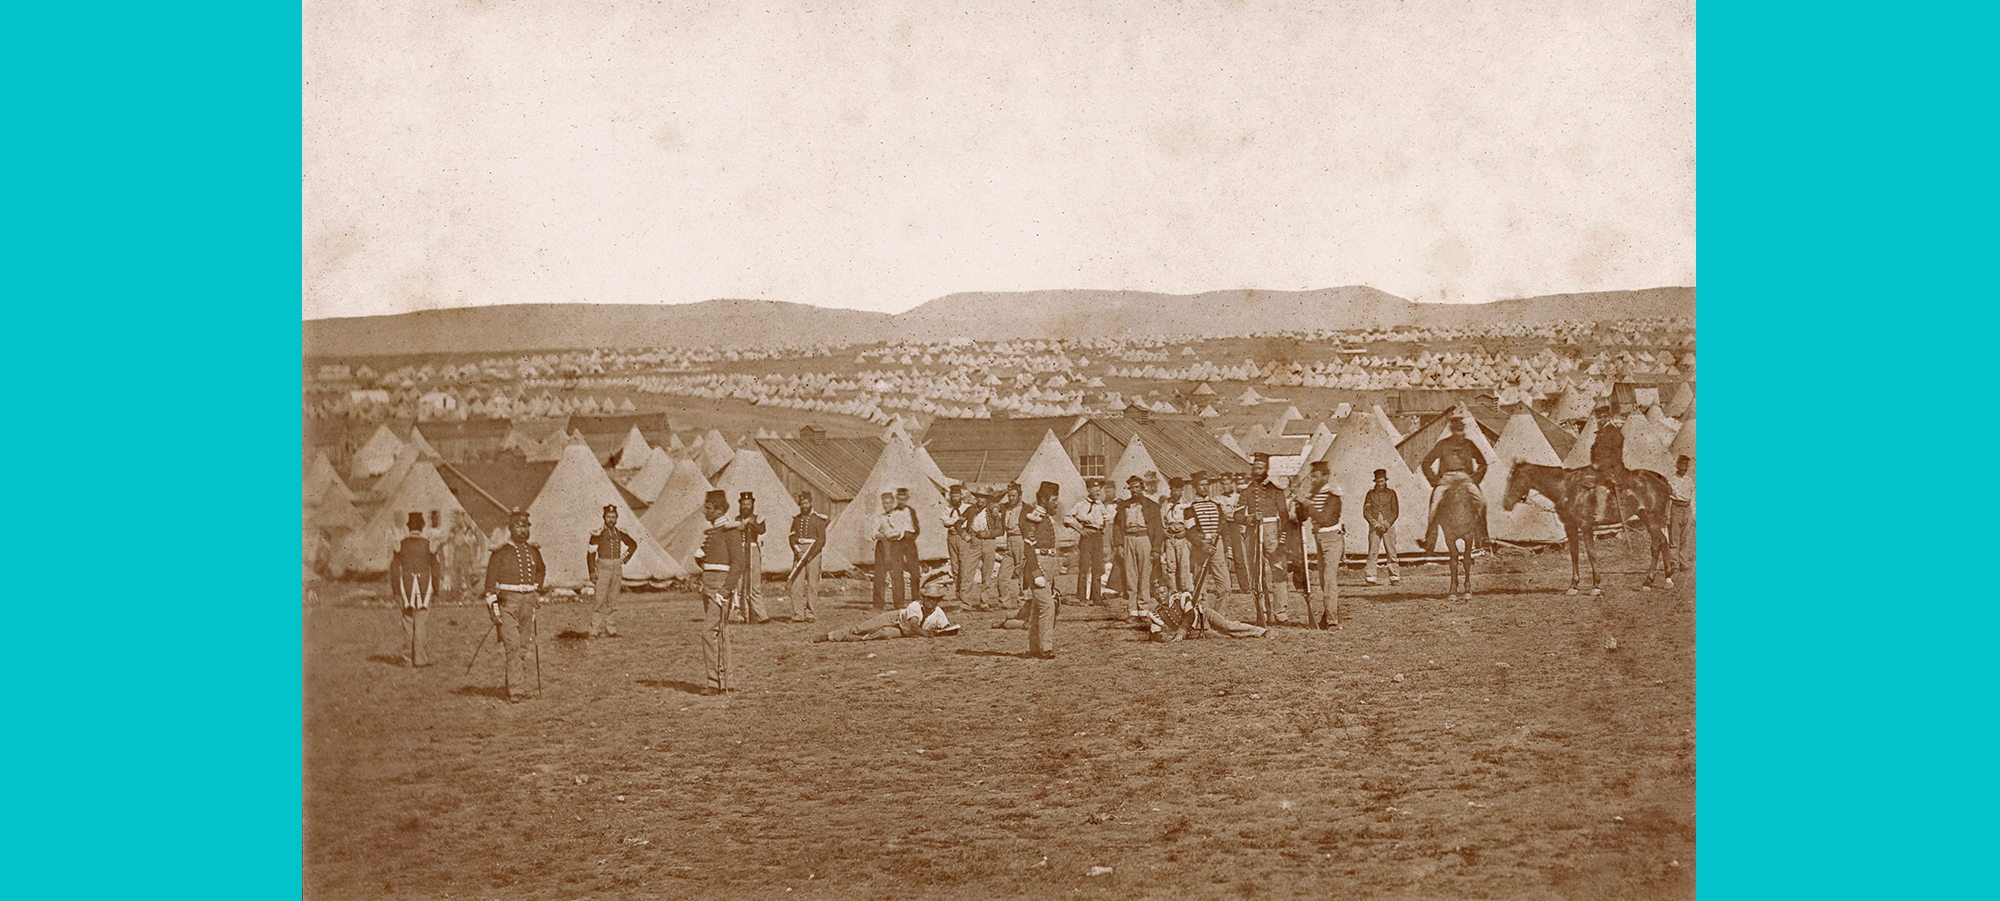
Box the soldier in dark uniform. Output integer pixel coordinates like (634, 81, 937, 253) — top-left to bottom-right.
(1023, 481, 1061, 658)
(1587, 413, 1628, 524)
(734, 492, 772, 624)
(389, 512, 437, 666)
(1243, 454, 1295, 625)
(1298, 461, 1344, 630)
(788, 491, 828, 623)
(1419, 416, 1490, 552)
(482, 509, 545, 703)
(586, 504, 636, 638)
(693, 490, 738, 695)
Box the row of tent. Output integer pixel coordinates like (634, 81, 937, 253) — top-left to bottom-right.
(307, 395, 1694, 587)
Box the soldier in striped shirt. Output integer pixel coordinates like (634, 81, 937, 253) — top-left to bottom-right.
(1182, 473, 1231, 608)
(1298, 461, 1344, 631)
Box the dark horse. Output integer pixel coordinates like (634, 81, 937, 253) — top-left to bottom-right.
(1502, 462, 1676, 594)
(1433, 482, 1486, 600)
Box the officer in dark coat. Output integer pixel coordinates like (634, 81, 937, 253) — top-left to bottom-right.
(389, 512, 438, 666)
(482, 509, 545, 703)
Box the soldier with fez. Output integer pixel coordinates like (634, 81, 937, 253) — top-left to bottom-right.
(585, 504, 636, 638)
(692, 490, 739, 696)
(482, 509, 546, 703)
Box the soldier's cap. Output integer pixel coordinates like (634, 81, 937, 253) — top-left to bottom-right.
(796, 490, 813, 500)
(1449, 417, 1468, 430)
(1252, 452, 1270, 462)
(704, 490, 727, 506)
(602, 504, 618, 514)
(1038, 480, 1060, 498)
(1309, 460, 1329, 472)
(1126, 475, 1145, 486)
(1006, 481, 1022, 493)
(1191, 471, 1211, 484)
(1373, 468, 1388, 479)
(1168, 476, 1187, 488)
(509, 508, 531, 522)
(739, 491, 755, 501)
(406, 512, 426, 531)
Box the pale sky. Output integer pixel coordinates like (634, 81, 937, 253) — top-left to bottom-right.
(303, 0, 1695, 320)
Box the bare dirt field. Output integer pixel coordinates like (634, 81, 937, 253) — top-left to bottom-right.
(304, 536, 1693, 900)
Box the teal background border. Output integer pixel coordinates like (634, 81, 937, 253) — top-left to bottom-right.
(9, 3, 1995, 898)
(6, 4, 299, 899)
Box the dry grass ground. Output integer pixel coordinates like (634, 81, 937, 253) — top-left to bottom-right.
(304, 536, 1693, 900)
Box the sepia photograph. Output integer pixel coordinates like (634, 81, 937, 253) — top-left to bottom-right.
(303, 2, 1695, 897)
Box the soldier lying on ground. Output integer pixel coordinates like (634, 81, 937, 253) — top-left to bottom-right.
(1135, 590, 1268, 640)
(811, 595, 960, 642)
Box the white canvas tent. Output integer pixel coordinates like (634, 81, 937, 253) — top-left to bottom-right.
(404, 427, 442, 461)
(913, 444, 957, 492)
(709, 448, 801, 574)
(625, 446, 678, 503)
(333, 461, 469, 575)
(1667, 415, 1695, 461)
(614, 426, 652, 470)
(1561, 419, 1599, 470)
(349, 424, 404, 481)
(1317, 404, 1429, 546)
(304, 451, 355, 506)
(1487, 411, 1568, 542)
(695, 429, 735, 479)
(1620, 414, 1677, 477)
(1014, 429, 1088, 511)
(1107, 435, 1163, 490)
(641, 459, 714, 567)
(822, 438, 952, 571)
(527, 443, 686, 587)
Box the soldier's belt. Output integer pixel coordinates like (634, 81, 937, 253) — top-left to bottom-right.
(701, 563, 731, 572)
(496, 583, 538, 593)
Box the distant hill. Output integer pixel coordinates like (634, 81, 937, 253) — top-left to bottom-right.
(302, 287, 1693, 357)
(303, 299, 891, 357)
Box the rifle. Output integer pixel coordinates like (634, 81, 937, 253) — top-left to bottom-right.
(785, 537, 822, 584)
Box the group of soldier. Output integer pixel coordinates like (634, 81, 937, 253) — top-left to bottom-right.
(377, 410, 1693, 703)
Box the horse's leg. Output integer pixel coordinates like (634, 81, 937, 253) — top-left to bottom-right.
(1583, 529, 1602, 595)
(1565, 526, 1581, 595)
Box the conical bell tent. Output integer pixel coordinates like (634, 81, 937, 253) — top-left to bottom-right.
(527, 443, 686, 587)
(823, 438, 952, 572)
(1487, 410, 1568, 542)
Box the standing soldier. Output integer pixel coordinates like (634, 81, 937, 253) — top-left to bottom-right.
(1067, 480, 1112, 606)
(1363, 469, 1403, 586)
(997, 483, 1027, 612)
(693, 490, 737, 696)
(481, 509, 545, 703)
(734, 492, 772, 625)
(1419, 416, 1491, 552)
(1668, 455, 1695, 572)
(389, 512, 437, 667)
(1243, 454, 1295, 626)
(788, 491, 827, 623)
(871, 492, 900, 611)
(893, 488, 922, 605)
(1218, 472, 1251, 593)
(586, 504, 636, 638)
(967, 488, 1004, 611)
(1298, 461, 1344, 631)
(944, 484, 979, 613)
(1113, 474, 1163, 620)
(1183, 473, 1230, 607)
(1023, 482, 1062, 659)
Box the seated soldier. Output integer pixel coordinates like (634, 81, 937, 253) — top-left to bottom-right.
(1586, 413, 1629, 524)
(812, 594, 959, 642)
(1420, 415, 1490, 551)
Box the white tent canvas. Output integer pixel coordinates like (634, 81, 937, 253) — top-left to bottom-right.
(913, 444, 957, 491)
(1667, 416, 1695, 461)
(1107, 435, 1163, 489)
(625, 446, 679, 503)
(1561, 419, 1599, 470)
(641, 459, 714, 565)
(1318, 404, 1429, 545)
(1302, 423, 1337, 466)
(1487, 411, 1568, 542)
(350, 424, 404, 481)
(527, 443, 686, 587)
(333, 461, 470, 575)
(823, 438, 952, 571)
(1371, 405, 1405, 445)
(363, 443, 425, 504)
(710, 448, 801, 574)
(1014, 429, 1088, 512)
(1621, 415, 1677, 477)
(304, 451, 354, 506)
(614, 426, 652, 470)
(695, 429, 735, 479)
(307, 486, 365, 534)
